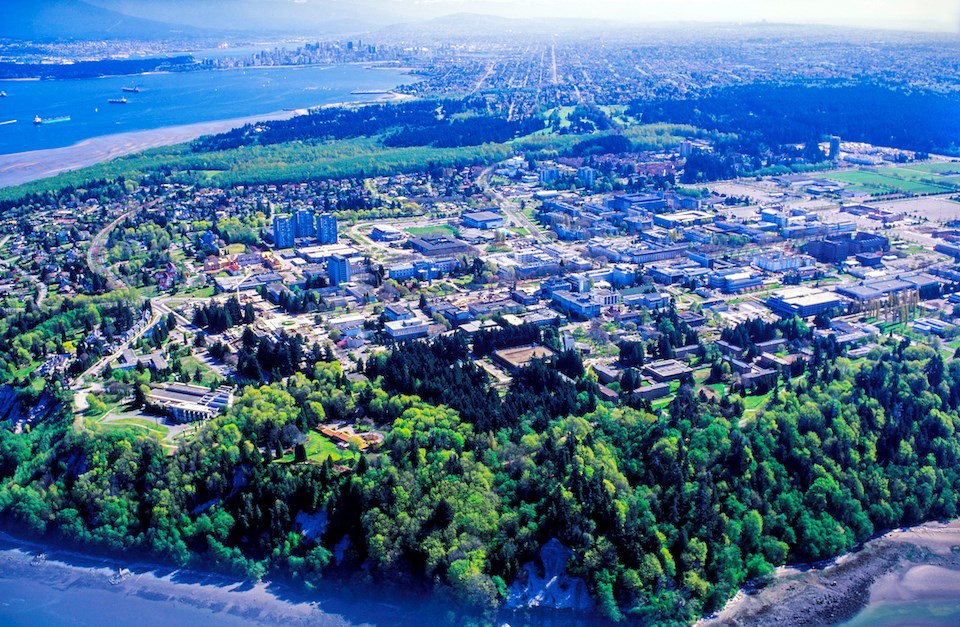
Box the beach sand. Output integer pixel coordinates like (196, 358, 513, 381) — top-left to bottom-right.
(0, 92, 412, 189)
(0, 111, 300, 189)
(700, 519, 960, 626)
(0, 532, 424, 626)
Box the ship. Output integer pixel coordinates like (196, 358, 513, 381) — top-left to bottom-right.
(33, 115, 71, 125)
(0, 91, 7, 97)
(121, 86, 140, 93)
(108, 97, 128, 104)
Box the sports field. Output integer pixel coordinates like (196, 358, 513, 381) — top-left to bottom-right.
(825, 163, 960, 195)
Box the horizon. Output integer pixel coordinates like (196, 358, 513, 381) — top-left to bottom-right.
(79, 0, 960, 35)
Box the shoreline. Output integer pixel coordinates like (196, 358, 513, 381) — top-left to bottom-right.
(0, 530, 425, 626)
(0, 92, 411, 190)
(700, 519, 960, 626)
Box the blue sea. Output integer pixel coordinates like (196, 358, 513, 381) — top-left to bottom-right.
(0, 64, 410, 155)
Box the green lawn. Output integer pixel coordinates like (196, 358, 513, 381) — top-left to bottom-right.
(824, 169, 951, 195)
(277, 430, 358, 464)
(742, 391, 773, 412)
(182, 285, 215, 298)
(405, 224, 458, 238)
(180, 354, 223, 386)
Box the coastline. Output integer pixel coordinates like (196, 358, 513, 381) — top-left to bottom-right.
(0, 92, 411, 190)
(0, 530, 424, 626)
(700, 519, 960, 626)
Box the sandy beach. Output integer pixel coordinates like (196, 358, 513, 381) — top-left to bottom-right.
(0, 531, 425, 626)
(701, 519, 960, 626)
(0, 110, 301, 189)
(0, 92, 411, 190)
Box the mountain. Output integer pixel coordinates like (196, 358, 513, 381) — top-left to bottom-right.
(86, 0, 404, 36)
(2, 0, 204, 41)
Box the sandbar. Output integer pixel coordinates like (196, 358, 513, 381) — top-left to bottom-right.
(0, 92, 411, 189)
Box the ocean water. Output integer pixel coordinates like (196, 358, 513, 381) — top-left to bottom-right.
(0, 578, 260, 627)
(0, 64, 410, 155)
(842, 599, 960, 626)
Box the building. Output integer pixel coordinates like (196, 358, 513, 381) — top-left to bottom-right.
(294, 208, 316, 238)
(709, 269, 763, 294)
(370, 224, 403, 242)
(829, 136, 841, 160)
(146, 383, 234, 423)
(317, 213, 338, 245)
(765, 286, 845, 318)
(643, 359, 693, 383)
(385, 318, 430, 341)
(327, 254, 365, 286)
(273, 215, 295, 249)
(463, 210, 505, 230)
(578, 167, 596, 187)
(804, 232, 889, 263)
(383, 304, 414, 321)
(410, 236, 475, 257)
(492, 345, 556, 373)
(551, 289, 620, 320)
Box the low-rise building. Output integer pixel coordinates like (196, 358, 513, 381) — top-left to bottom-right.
(766, 286, 846, 318)
(146, 383, 234, 423)
(385, 318, 430, 341)
(643, 359, 693, 382)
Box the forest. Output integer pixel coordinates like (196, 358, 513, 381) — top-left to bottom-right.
(631, 82, 960, 157)
(2, 327, 960, 624)
(0, 56, 195, 80)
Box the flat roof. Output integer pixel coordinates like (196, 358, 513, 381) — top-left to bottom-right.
(493, 345, 555, 369)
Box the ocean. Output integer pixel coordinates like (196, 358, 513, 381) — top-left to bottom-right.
(0, 63, 410, 155)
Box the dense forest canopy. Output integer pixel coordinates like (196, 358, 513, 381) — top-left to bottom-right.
(2, 332, 960, 624)
(631, 82, 960, 156)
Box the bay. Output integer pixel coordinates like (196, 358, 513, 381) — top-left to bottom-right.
(0, 64, 410, 155)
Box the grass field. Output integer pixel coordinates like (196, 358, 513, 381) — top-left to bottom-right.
(405, 224, 458, 238)
(901, 162, 960, 174)
(825, 166, 960, 196)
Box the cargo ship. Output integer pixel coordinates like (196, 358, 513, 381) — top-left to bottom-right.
(108, 97, 128, 104)
(33, 115, 71, 125)
(121, 86, 140, 93)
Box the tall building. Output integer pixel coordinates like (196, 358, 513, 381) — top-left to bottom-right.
(294, 208, 315, 238)
(829, 135, 841, 160)
(327, 254, 351, 286)
(273, 215, 294, 249)
(317, 213, 338, 244)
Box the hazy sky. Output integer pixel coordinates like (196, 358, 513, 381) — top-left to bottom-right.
(88, 0, 960, 33)
(424, 0, 959, 32)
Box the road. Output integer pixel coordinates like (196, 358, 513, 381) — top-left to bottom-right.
(87, 206, 138, 291)
(477, 166, 549, 243)
(86, 193, 171, 290)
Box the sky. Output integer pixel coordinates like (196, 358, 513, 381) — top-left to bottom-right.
(87, 0, 960, 33)
(422, 0, 959, 32)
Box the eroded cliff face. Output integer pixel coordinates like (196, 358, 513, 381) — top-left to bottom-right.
(506, 538, 595, 612)
(0, 385, 60, 433)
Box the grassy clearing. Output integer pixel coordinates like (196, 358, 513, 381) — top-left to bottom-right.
(276, 430, 358, 464)
(180, 354, 223, 386)
(742, 391, 773, 412)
